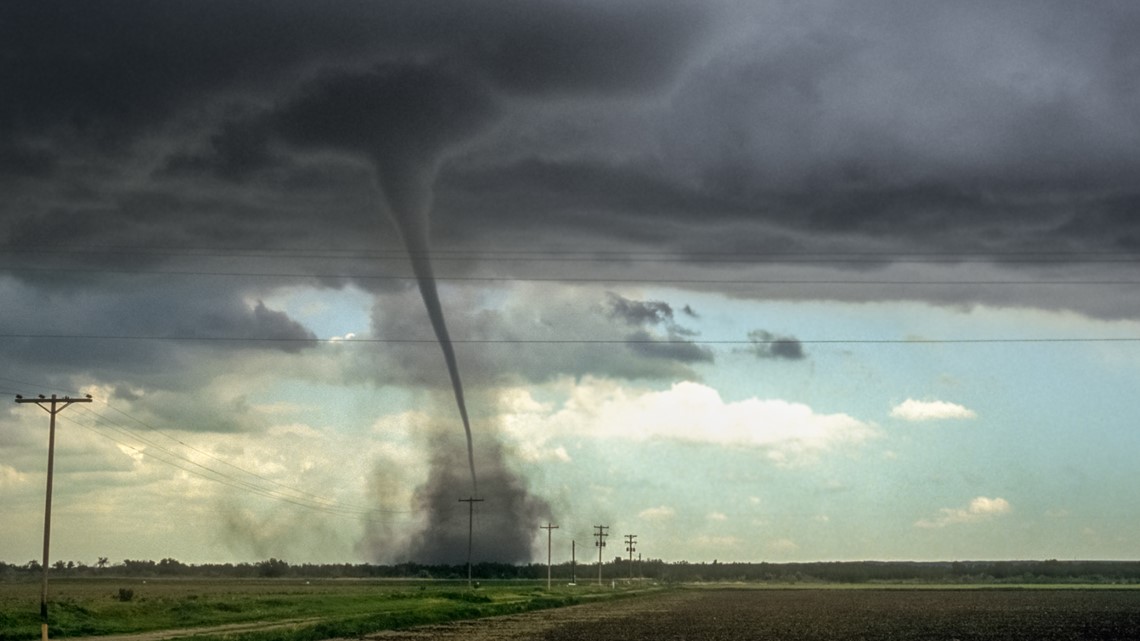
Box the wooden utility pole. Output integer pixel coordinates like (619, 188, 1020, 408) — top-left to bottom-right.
(540, 523, 558, 589)
(15, 394, 92, 641)
(571, 540, 576, 584)
(458, 497, 483, 588)
(593, 525, 608, 585)
(625, 534, 637, 580)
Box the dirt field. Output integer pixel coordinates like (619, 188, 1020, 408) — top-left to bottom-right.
(361, 588, 1140, 641)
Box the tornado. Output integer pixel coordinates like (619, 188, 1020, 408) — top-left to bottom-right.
(376, 162, 478, 492)
(276, 62, 495, 493)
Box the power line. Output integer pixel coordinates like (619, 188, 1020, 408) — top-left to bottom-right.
(6, 244, 1140, 262)
(6, 265, 1140, 287)
(1, 333, 1139, 345)
(64, 413, 397, 520)
(81, 401, 383, 513)
(0, 377, 413, 520)
(3, 376, 401, 522)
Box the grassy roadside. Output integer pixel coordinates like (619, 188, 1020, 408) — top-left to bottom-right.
(0, 579, 666, 641)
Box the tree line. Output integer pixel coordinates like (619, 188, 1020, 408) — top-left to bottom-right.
(3, 558, 1139, 583)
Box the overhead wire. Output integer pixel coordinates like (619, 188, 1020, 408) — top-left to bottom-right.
(6, 243, 1138, 345)
(3, 264, 1140, 287)
(79, 401, 402, 515)
(4, 243, 1140, 304)
(0, 333, 1137, 345)
(4, 377, 413, 519)
(67, 410, 415, 520)
(4, 244, 1140, 263)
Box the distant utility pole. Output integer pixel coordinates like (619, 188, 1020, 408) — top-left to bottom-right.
(593, 525, 609, 585)
(571, 540, 576, 584)
(458, 497, 484, 588)
(16, 393, 92, 641)
(540, 523, 558, 589)
(625, 534, 637, 580)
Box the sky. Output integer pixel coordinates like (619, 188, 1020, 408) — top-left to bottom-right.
(2, 0, 1140, 566)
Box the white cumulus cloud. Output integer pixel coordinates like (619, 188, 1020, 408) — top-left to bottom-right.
(638, 505, 677, 520)
(915, 496, 1012, 528)
(502, 379, 877, 465)
(890, 399, 977, 422)
(0, 464, 28, 489)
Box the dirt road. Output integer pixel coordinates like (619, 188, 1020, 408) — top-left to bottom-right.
(70, 618, 325, 641)
(360, 590, 703, 640)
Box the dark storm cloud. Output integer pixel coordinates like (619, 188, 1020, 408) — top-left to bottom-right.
(3, 0, 1140, 367)
(604, 294, 713, 364)
(627, 329, 715, 364)
(653, 1, 1140, 242)
(747, 330, 806, 361)
(0, 0, 711, 320)
(5, 0, 1136, 283)
(605, 293, 702, 338)
(236, 301, 318, 352)
(274, 62, 496, 173)
(0, 278, 316, 394)
(443, 158, 729, 222)
(0, 144, 56, 178)
(0, 0, 705, 150)
(607, 293, 677, 327)
(162, 117, 277, 181)
(466, 1, 706, 95)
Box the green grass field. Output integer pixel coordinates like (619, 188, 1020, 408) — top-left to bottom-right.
(0, 578, 651, 641)
(7, 579, 1137, 641)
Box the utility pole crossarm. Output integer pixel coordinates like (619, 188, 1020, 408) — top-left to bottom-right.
(15, 394, 93, 410)
(15, 393, 93, 641)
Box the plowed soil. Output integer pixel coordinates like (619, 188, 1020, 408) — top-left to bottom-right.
(360, 588, 1140, 641)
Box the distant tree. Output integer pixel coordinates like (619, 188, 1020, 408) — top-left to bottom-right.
(256, 558, 290, 578)
(158, 558, 187, 575)
(122, 559, 157, 575)
(97, 557, 109, 569)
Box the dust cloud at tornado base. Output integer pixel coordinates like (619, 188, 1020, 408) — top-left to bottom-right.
(359, 418, 552, 565)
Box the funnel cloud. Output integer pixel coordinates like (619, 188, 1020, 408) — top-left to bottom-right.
(277, 62, 496, 492)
